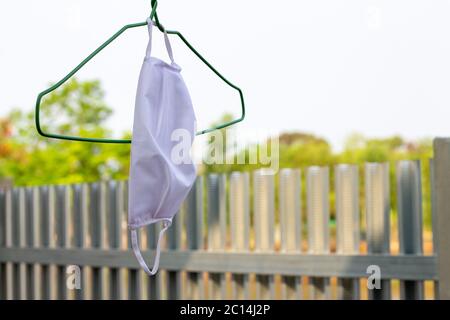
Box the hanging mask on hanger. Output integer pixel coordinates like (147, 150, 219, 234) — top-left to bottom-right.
(128, 19, 197, 275)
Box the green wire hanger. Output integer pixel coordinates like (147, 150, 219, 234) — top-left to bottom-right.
(35, 0, 245, 143)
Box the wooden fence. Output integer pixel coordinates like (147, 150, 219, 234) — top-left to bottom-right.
(0, 138, 449, 300)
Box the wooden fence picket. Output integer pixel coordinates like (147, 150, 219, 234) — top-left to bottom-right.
(365, 163, 391, 300)
(429, 159, 439, 299)
(279, 169, 302, 299)
(117, 181, 128, 300)
(31, 188, 42, 300)
(335, 164, 360, 300)
(39, 186, 57, 300)
(433, 138, 450, 299)
(55, 185, 71, 299)
(229, 172, 250, 299)
(396, 160, 424, 300)
(107, 181, 123, 300)
(18, 188, 27, 300)
(10, 189, 19, 299)
(184, 177, 205, 299)
(207, 174, 227, 299)
(166, 209, 183, 299)
(253, 169, 275, 299)
(4, 189, 13, 300)
(0, 189, 6, 299)
(122, 181, 142, 300)
(72, 184, 90, 299)
(306, 166, 330, 299)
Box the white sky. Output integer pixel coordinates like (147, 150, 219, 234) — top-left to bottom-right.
(1, 0, 450, 151)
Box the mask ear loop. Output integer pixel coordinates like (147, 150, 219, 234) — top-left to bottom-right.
(130, 219, 172, 276)
(145, 17, 175, 65)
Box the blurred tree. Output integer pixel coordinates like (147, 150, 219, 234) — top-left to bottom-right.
(203, 113, 235, 174)
(0, 118, 13, 158)
(1, 78, 131, 185)
(203, 115, 433, 228)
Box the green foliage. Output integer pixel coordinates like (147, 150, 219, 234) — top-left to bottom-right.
(0, 78, 131, 185)
(203, 113, 234, 174)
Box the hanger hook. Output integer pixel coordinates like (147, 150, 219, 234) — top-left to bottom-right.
(150, 0, 165, 32)
(150, 0, 158, 19)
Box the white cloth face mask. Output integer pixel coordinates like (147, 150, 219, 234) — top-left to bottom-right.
(128, 18, 197, 276)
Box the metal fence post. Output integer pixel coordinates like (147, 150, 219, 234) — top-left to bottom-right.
(433, 138, 450, 299)
(253, 169, 276, 299)
(229, 172, 250, 299)
(365, 163, 391, 300)
(184, 176, 205, 299)
(166, 210, 183, 300)
(430, 159, 440, 299)
(0, 189, 5, 299)
(279, 169, 302, 299)
(207, 174, 227, 299)
(306, 166, 330, 299)
(396, 160, 424, 300)
(335, 164, 360, 300)
(107, 181, 124, 300)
